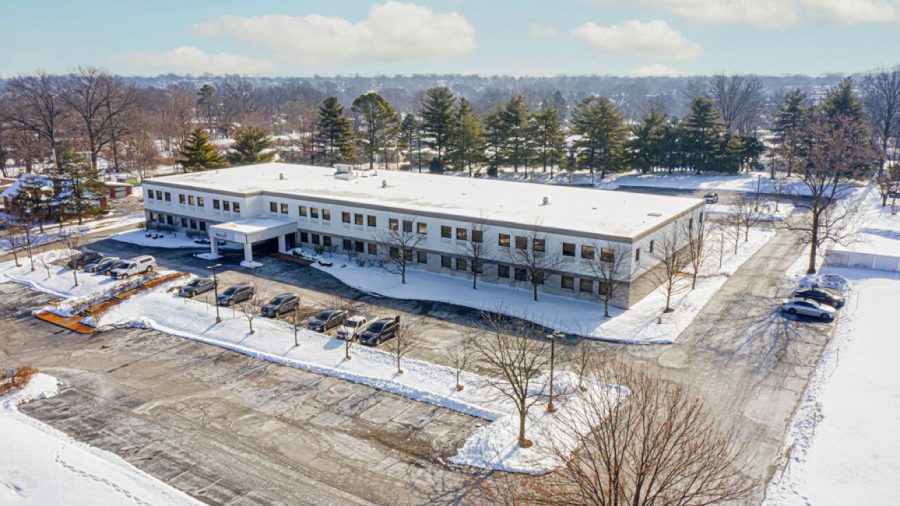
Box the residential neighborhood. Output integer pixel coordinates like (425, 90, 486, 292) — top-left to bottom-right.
(1, 2, 899, 505)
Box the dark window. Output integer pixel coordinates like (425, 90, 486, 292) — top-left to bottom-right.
(417, 222, 427, 235)
(213, 199, 220, 210)
(368, 243, 377, 255)
(149, 211, 156, 221)
(311, 233, 320, 245)
(343, 238, 352, 250)
(180, 217, 188, 227)
(402, 220, 413, 233)
(223, 201, 230, 212)
(456, 257, 467, 271)
(342, 212, 351, 223)
(355, 241, 364, 253)
(299, 205, 307, 216)
(499, 233, 510, 247)
(233, 202, 240, 213)
(354, 213, 364, 226)
(189, 219, 197, 229)
(164, 192, 171, 201)
(498, 265, 510, 278)
(580, 279, 593, 293)
(200, 221, 207, 231)
(368, 215, 377, 227)
(563, 242, 575, 256)
(417, 251, 428, 264)
(322, 209, 331, 220)
(441, 225, 451, 238)
(635, 248, 641, 262)
(300, 232, 309, 243)
(179, 194, 186, 204)
(197, 196, 204, 207)
(514, 267, 527, 281)
(581, 245, 595, 259)
(403, 248, 413, 262)
(472, 229, 483, 243)
(649, 240, 655, 253)
(281, 203, 289, 214)
(148, 191, 155, 200)
(533, 238, 545, 253)
(166, 215, 173, 225)
(515, 236, 528, 250)
(270, 202, 278, 212)
(600, 248, 615, 262)
(389, 218, 398, 230)
(456, 228, 467, 241)
(472, 259, 483, 273)
(323, 236, 332, 247)
(158, 190, 165, 200)
(441, 255, 452, 268)
(561, 275, 574, 290)
(311, 207, 319, 219)
(390, 246, 400, 259)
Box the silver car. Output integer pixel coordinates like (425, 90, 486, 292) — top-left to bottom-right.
(781, 297, 836, 322)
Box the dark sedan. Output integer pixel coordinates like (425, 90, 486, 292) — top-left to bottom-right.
(179, 277, 217, 297)
(307, 309, 347, 332)
(261, 293, 300, 317)
(216, 283, 255, 306)
(359, 318, 399, 346)
(793, 287, 844, 308)
(66, 251, 102, 270)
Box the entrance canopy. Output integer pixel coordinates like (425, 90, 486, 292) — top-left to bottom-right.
(208, 217, 296, 263)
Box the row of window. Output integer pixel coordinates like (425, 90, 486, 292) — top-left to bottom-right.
(148, 190, 172, 202)
(148, 189, 241, 214)
(148, 212, 207, 232)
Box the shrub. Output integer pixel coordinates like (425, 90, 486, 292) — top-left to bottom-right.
(0, 366, 38, 395)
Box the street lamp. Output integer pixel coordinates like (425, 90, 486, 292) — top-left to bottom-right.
(208, 263, 222, 323)
(546, 330, 565, 413)
(755, 174, 762, 212)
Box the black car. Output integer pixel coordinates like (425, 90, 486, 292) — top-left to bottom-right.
(359, 318, 399, 346)
(793, 287, 845, 308)
(179, 277, 217, 297)
(66, 251, 103, 270)
(216, 283, 255, 306)
(261, 293, 300, 317)
(307, 309, 347, 332)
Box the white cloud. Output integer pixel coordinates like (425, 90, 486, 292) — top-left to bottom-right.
(571, 20, 703, 61)
(801, 0, 897, 24)
(190, 1, 475, 66)
(630, 64, 685, 77)
(527, 22, 558, 38)
(109, 46, 276, 75)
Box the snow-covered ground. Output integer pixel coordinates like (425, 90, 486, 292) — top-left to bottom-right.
(765, 267, 900, 505)
(110, 229, 208, 249)
(1, 373, 198, 505)
(303, 227, 774, 344)
(706, 201, 794, 221)
(0, 214, 144, 252)
(0, 250, 121, 299)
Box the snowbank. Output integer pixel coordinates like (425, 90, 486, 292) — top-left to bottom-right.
(0, 373, 198, 505)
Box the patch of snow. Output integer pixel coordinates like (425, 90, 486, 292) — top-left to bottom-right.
(239, 260, 263, 269)
(0, 214, 144, 252)
(194, 252, 222, 260)
(0, 250, 121, 300)
(110, 229, 207, 249)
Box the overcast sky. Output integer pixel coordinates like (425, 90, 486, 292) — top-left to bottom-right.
(2, 0, 899, 77)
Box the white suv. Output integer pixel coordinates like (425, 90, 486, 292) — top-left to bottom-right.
(109, 255, 156, 279)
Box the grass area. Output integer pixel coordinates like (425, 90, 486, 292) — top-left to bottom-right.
(0, 366, 38, 395)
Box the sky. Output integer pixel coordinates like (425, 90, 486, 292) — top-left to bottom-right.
(1, 0, 899, 78)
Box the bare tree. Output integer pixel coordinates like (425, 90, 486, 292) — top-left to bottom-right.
(390, 316, 423, 375)
(691, 74, 765, 134)
(585, 242, 630, 317)
(472, 313, 550, 447)
(447, 333, 474, 391)
(876, 164, 900, 207)
(648, 227, 688, 313)
(862, 67, 900, 174)
(681, 216, 709, 290)
(6, 72, 67, 171)
(568, 339, 596, 393)
(376, 217, 425, 284)
(733, 192, 765, 245)
(287, 294, 318, 347)
(456, 219, 487, 289)
(58, 230, 84, 286)
(324, 295, 364, 361)
(508, 228, 562, 302)
(1, 219, 23, 267)
(781, 112, 873, 273)
(236, 284, 264, 335)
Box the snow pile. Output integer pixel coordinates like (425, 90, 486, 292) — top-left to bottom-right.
(0, 250, 119, 299)
(765, 268, 900, 505)
(239, 260, 263, 269)
(0, 373, 198, 505)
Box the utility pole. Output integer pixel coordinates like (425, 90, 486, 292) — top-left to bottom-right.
(209, 263, 222, 323)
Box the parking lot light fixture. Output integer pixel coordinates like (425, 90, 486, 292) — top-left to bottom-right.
(209, 263, 222, 323)
(547, 330, 565, 413)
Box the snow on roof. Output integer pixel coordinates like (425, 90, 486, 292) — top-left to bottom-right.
(210, 216, 296, 235)
(148, 163, 703, 239)
(0, 173, 55, 199)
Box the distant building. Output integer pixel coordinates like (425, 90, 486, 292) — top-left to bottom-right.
(142, 163, 704, 308)
(103, 181, 133, 199)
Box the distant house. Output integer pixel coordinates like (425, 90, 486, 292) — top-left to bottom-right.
(103, 181, 133, 199)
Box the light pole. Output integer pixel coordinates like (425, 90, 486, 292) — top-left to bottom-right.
(209, 263, 222, 323)
(547, 330, 564, 413)
(755, 174, 762, 212)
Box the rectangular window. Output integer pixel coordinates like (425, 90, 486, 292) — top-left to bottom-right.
(213, 199, 220, 210)
(472, 259, 483, 274)
(343, 238, 352, 250)
(299, 206, 307, 217)
(561, 275, 574, 290)
(514, 267, 527, 281)
(403, 248, 413, 262)
(270, 202, 278, 213)
(441, 255, 452, 268)
(368, 243, 377, 255)
(402, 220, 413, 233)
(197, 196, 204, 207)
(456, 257, 467, 271)
(417, 251, 428, 264)
(342, 212, 351, 223)
(311, 233, 320, 245)
(368, 215, 377, 227)
(417, 222, 427, 235)
(157, 190, 163, 200)
(166, 215, 173, 225)
(199, 221, 206, 232)
(164, 192, 171, 202)
(179, 194, 186, 204)
(498, 265, 510, 278)
(472, 229, 483, 243)
(563, 242, 575, 257)
(180, 217, 188, 227)
(300, 232, 309, 243)
(323, 236, 332, 247)
(355, 241, 364, 253)
(581, 245, 595, 260)
(498, 233, 510, 247)
(580, 279, 593, 293)
(322, 209, 331, 221)
(635, 248, 641, 262)
(188, 195, 195, 205)
(533, 238, 545, 253)
(441, 225, 451, 238)
(390, 246, 400, 259)
(148, 191, 155, 200)
(515, 236, 528, 250)
(311, 207, 319, 219)
(190, 219, 197, 230)
(354, 213, 364, 226)
(649, 240, 655, 253)
(281, 203, 288, 214)
(456, 228, 467, 241)
(600, 248, 614, 263)
(223, 201, 230, 212)
(233, 202, 240, 213)
(389, 218, 398, 231)
(149, 211, 156, 221)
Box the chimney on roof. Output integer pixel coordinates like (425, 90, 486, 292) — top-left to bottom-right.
(542, 196, 550, 206)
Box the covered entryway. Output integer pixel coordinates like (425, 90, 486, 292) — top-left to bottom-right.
(208, 217, 297, 265)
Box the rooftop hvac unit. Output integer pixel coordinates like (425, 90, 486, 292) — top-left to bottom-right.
(542, 196, 550, 206)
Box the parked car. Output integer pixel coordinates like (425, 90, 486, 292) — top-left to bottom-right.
(781, 298, 836, 322)
(335, 315, 368, 341)
(359, 317, 399, 346)
(66, 251, 102, 270)
(95, 258, 124, 275)
(307, 309, 347, 332)
(109, 255, 156, 278)
(179, 277, 217, 297)
(704, 192, 719, 204)
(261, 293, 300, 317)
(84, 256, 119, 273)
(792, 287, 845, 308)
(216, 283, 255, 306)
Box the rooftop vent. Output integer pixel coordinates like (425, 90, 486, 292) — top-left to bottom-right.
(382, 180, 388, 188)
(542, 196, 550, 206)
(278, 173, 285, 180)
(647, 212, 662, 217)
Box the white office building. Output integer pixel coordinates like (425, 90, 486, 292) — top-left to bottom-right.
(142, 163, 704, 307)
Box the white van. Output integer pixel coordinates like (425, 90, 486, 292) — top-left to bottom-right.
(109, 255, 156, 278)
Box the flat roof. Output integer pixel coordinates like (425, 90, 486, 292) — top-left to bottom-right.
(147, 163, 702, 240)
(210, 216, 295, 235)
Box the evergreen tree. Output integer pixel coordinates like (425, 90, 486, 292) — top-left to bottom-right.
(197, 84, 216, 128)
(447, 98, 484, 176)
(823, 77, 866, 124)
(628, 108, 668, 173)
(400, 113, 422, 171)
(682, 96, 726, 172)
(57, 151, 104, 225)
(483, 107, 505, 178)
(14, 174, 52, 232)
(499, 94, 532, 173)
(772, 89, 808, 177)
(179, 128, 224, 172)
(530, 106, 566, 177)
(420, 87, 456, 170)
(315, 96, 355, 165)
(351, 92, 400, 170)
(226, 127, 275, 165)
(571, 96, 628, 182)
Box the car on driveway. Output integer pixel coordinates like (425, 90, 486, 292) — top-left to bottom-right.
(84, 256, 118, 273)
(216, 283, 255, 306)
(67, 251, 102, 270)
(781, 297, 836, 322)
(179, 277, 217, 297)
(261, 293, 300, 317)
(307, 309, 347, 332)
(704, 192, 719, 204)
(792, 287, 845, 308)
(109, 255, 156, 279)
(359, 317, 399, 346)
(335, 315, 368, 341)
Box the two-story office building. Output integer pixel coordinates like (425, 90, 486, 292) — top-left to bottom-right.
(142, 163, 704, 308)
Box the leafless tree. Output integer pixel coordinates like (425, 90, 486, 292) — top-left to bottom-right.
(38, 253, 52, 278)
(121, 131, 161, 181)
(6, 72, 68, 171)
(386, 316, 420, 374)
(781, 112, 873, 273)
(236, 284, 265, 335)
(648, 227, 688, 313)
(733, 192, 765, 245)
(58, 229, 84, 286)
(689, 74, 765, 134)
(286, 294, 318, 347)
(376, 217, 425, 284)
(585, 242, 630, 317)
(508, 227, 563, 302)
(680, 216, 709, 290)
(2, 220, 23, 267)
(324, 295, 364, 360)
(447, 333, 475, 391)
(876, 164, 900, 207)
(457, 219, 487, 289)
(471, 313, 550, 448)
(862, 67, 900, 173)
(568, 339, 597, 393)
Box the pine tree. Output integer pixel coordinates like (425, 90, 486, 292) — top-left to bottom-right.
(772, 90, 808, 177)
(351, 92, 400, 170)
(197, 84, 216, 128)
(57, 151, 104, 224)
(499, 94, 532, 173)
(483, 107, 505, 177)
(315, 96, 355, 165)
(400, 113, 421, 171)
(572, 96, 628, 182)
(682, 96, 726, 173)
(447, 98, 484, 176)
(530, 106, 565, 177)
(13, 174, 52, 232)
(823, 77, 866, 124)
(227, 127, 275, 165)
(628, 108, 668, 173)
(420, 87, 456, 170)
(179, 128, 224, 172)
